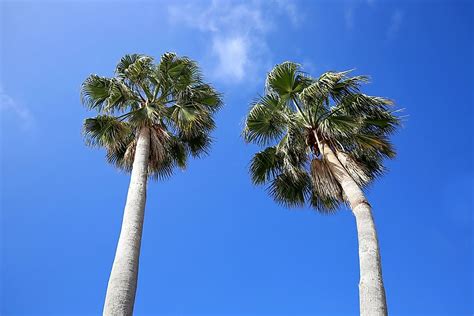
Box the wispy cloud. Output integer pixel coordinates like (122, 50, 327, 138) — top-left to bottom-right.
(386, 9, 404, 40)
(212, 36, 249, 81)
(0, 86, 34, 130)
(344, 7, 354, 30)
(167, 0, 300, 84)
(274, 0, 302, 26)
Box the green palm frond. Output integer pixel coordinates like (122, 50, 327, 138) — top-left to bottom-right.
(268, 170, 311, 208)
(158, 53, 202, 95)
(81, 53, 222, 179)
(329, 73, 368, 102)
(335, 151, 371, 187)
(319, 114, 360, 139)
(126, 104, 161, 127)
(81, 75, 139, 113)
(244, 61, 401, 213)
(266, 62, 312, 101)
(243, 95, 289, 145)
(83, 115, 132, 149)
(351, 133, 396, 158)
(182, 132, 212, 158)
(351, 149, 386, 183)
(104, 134, 135, 172)
(249, 147, 281, 185)
(116, 54, 154, 83)
(274, 127, 309, 177)
(189, 84, 223, 113)
(333, 94, 393, 118)
(167, 103, 215, 137)
(167, 136, 188, 168)
(309, 193, 341, 214)
(81, 75, 112, 111)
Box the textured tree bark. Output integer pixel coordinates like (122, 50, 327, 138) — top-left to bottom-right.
(319, 139, 387, 316)
(103, 127, 150, 316)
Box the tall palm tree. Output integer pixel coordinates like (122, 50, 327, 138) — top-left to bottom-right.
(81, 53, 222, 316)
(243, 62, 400, 316)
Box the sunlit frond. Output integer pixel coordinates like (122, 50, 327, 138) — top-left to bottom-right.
(244, 95, 289, 145)
(319, 114, 360, 139)
(116, 54, 154, 83)
(81, 75, 140, 113)
(266, 62, 311, 101)
(244, 61, 401, 213)
(82, 53, 222, 180)
(83, 115, 132, 149)
(81, 75, 112, 111)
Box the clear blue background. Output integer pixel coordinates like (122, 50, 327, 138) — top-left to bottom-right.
(1, 0, 472, 315)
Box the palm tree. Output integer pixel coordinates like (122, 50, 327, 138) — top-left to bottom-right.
(81, 53, 222, 316)
(243, 62, 400, 316)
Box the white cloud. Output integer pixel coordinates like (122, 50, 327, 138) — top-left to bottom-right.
(167, 0, 300, 84)
(212, 36, 248, 81)
(386, 9, 404, 40)
(0, 86, 34, 130)
(168, 1, 268, 34)
(274, 0, 302, 26)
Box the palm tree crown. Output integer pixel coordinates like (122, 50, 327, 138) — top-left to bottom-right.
(244, 62, 400, 213)
(81, 53, 222, 179)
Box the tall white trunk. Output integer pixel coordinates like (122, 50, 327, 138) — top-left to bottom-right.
(103, 127, 150, 316)
(320, 140, 387, 316)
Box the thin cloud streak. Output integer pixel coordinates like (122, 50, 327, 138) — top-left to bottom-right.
(345, 7, 354, 30)
(0, 86, 34, 130)
(386, 9, 404, 40)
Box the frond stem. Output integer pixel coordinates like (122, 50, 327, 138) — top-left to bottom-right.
(292, 96, 311, 126)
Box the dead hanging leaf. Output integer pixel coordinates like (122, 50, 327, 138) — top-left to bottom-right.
(336, 151, 370, 186)
(311, 158, 343, 200)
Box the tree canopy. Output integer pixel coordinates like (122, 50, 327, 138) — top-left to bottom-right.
(81, 53, 222, 179)
(243, 62, 401, 213)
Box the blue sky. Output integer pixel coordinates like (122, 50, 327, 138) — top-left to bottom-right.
(1, 0, 473, 315)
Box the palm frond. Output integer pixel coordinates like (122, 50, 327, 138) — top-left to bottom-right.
(309, 193, 341, 214)
(249, 147, 281, 185)
(167, 103, 215, 137)
(82, 52, 222, 179)
(116, 54, 154, 83)
(310, 159, 343, 201)
(127, 104, 162, 127)
(187, 84, 223, 113)
(243, 61, 401, 214)
(268, 171, 311, 208)
(81, 75, 113, 111)
(319, 114, 360, 139)
(167, 136, 188, 169)
(243, 95, 289, 146)
(81, 74, 140, 113)
(158, 53, 202, 95)
(83, 115, 132, 149)
(352, 133, 396, 158)
(266, 62, 311, 101)
(335, 151, 371, 187)
(182, 132, 213, 158)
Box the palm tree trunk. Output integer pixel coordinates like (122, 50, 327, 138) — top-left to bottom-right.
(103, 127, 150, 316)
(319, 139, 387, 316)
